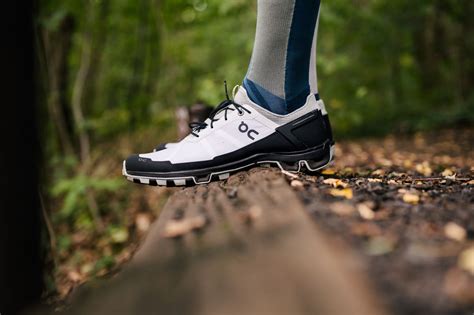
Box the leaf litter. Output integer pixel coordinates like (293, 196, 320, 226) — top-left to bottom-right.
(290, 128, 474, 315)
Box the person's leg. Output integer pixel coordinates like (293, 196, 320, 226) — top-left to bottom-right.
(243, 0, 321, 115)
(124, 0, 333, 186)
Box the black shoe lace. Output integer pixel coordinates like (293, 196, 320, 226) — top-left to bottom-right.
(189, 81, 251, 137)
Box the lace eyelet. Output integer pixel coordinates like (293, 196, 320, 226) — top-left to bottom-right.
(238, 111, 244, 116)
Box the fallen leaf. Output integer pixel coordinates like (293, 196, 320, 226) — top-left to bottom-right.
(323, 178, 348, 188)
(403, 159, 413, 168)
(110, 227, 129, 243)
(402, 192, 420, 205)
(367, 178, 383, 183)
(80, 263, 94, 276)
(329, 188, 353, 199)
(321, 168, 336, 175)
(445, 174, 457, 180)
(357, 203, 375, 220)
(163, 216, 207, 238)
(365, 236, 394, 256)
(415, 162, 433, 176)
(371, 169, 385, 176)
(441, 168, 454, 177)
(458, 247, 474, 275)
(444, 222, 466, 242)
(330, 202, 355, 216)
(135, 213, 151, 233)
(67, 270, 82, 283)
(290, 180, 304, 188)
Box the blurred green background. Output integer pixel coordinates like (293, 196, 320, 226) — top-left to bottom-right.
(36, 0, 474, 295)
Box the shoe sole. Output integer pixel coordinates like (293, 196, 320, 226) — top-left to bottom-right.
(123, 143, 335, 187)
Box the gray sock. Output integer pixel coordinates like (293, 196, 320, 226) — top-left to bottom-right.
(244, 0, 321, 115)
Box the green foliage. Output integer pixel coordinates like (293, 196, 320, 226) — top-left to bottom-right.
(39, 0, 473, 144)
(51, 174, 124, 222)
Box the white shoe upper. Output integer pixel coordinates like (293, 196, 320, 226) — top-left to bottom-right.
(140, 86, 326, 164)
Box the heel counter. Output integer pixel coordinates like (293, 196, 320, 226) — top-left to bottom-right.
(323, 114, 334, 144)
(276, 110, 331, 149)
(317, 99, 334, 145)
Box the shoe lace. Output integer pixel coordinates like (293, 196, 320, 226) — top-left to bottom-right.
(189, 81, 251, 137)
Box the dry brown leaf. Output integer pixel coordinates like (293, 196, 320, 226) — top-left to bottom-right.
(357, 203, 375, 220)
(330, 202, 355, 216)
(321, 168, 336, 175)
(441, 168, 454, 177)
(67, 270, 83, 283)
(329, 188, 353, 199)
(163, 216, 207, 238)
(402, 192, 420, 205)
(80, 263, 94, 276)
(387, 179, 398, 185)
(444, 222, 466, 242)
(290, 180, 304, 188)
(371, 169, 385, 176)
(367, 178, 383, 183)
(323, 178, 348, 188)
(135, 213, 151, 233)
(415, 162, 433, 176)
(458, 247, 474, 275)
(365, 236, 394, 256)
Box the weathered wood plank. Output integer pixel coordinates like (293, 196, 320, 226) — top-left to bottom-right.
(61, 168, 386, 315)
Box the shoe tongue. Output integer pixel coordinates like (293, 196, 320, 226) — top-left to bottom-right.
(234, 85, 262, 112)
(233, 85, 250, 105)
(204, 86, 253, 124)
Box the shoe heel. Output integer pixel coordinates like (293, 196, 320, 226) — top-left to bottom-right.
(302, 144, 335, 172)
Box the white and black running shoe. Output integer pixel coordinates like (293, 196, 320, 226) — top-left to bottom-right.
(123, 84, 335, 186)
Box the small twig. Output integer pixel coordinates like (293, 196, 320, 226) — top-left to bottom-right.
(281, 170, 299, 179)
(39, 190, 57, 257)
(407, 177, 471, 182)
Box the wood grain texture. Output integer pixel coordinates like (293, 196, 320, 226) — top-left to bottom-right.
(62, 168, 386, 315)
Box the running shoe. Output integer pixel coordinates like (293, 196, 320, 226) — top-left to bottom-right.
(123, 84, 335, 186)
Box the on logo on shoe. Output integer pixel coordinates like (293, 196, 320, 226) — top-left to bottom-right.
(238, 121, 260, 140)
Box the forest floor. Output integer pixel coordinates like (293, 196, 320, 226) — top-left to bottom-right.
(290, 128, 474, 315)
(50, 128, 474, 315)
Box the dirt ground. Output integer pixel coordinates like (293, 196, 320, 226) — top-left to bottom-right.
(290, 128, 474, 315)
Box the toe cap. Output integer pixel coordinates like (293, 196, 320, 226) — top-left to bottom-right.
(125, 154, 173, 174)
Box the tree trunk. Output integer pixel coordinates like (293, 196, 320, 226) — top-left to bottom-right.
(0, 1, 44, 313)
(41, 14, 76, 157)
